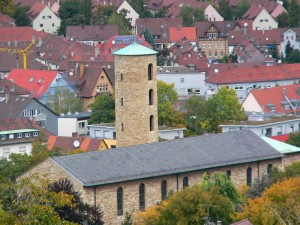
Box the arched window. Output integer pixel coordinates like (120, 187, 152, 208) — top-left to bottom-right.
(149, 89, 153, 105)
(117, 187, 123, 216)
(226, 170, 231, 178)
(139, 183, 145, 210)
(148, 64, 153, 80)
(246, 167, 252, 186)
(150, 115, 154, 131)
(161, 180, 167, 200)
(183, 176, 189, 188)
(267, 164, 273, 175)
(121, 98, 124, 106)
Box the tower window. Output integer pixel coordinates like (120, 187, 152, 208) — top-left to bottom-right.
(121, 123, 124, 132)
(139, 183, 145, 210)
(149, 89, 153, 105)
(121, 73, 123, 81)
(117, 187, 123, 216)
(183, 176, 189, 188)
(161, 180, 167, 200)
(148, 64, 153, 80)
(121, 98, 124, 106)
(150, 115, 154, 131)
(246, 167, 252, 186)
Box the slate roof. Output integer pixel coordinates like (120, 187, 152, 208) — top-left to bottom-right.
(51, 130, 282, 186)
(66, 25, 119, 42)
(206, 64, 300, 84)
(113, 42, 157, 56)
(0, 95, 34, 117)
(7, 69, 59, 98)
(247, 84, 300, 114)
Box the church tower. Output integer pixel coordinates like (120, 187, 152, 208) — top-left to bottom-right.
(113, 42, 158, 148)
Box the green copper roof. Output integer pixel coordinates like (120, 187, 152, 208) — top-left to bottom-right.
(261, 136, 300, 154)
(113, 42, 158, 56)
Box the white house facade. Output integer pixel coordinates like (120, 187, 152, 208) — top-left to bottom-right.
(205, 4, 224, 22)
(117, 0, 139, 34)
(157, 66, 206, 98)
(280, 29, 300, 58)
(57, 112, 90, 137)
(252, 9, 278, 30)
(32, 6, 61, 34)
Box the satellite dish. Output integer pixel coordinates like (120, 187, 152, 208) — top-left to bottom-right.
(73, 140, 80, 148)
(69, 72, 74, 76)
(244, 22, 248, 27)
(112, 40, 115, 44)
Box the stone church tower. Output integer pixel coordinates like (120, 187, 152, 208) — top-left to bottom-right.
(113, 42, 158, 147)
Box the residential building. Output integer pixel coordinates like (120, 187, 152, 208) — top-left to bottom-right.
(242, 7, 278, 30)
(242, 84, 300, 114)
(66, 25, 119, 46)
(88, 124, 185, 140)
(0, 13, 15, 27)
(0, 117, 51, 158)
(157, 66, 206, 98)
(195, 21, 240, 60)
(169, 27, 197, 47)
(136, 17, 183, 49)
(280, 28, 300, 58)
(0, 77, 31, 96)
(28, 2, 60, 34)
(116, 0, 139, 33)
(58, 112, 91, 137)
(0, 27, 46, 43)
(21, 130, 286, 224)
(7, 69, 75, 104)
(113, 42, 158, 147)
(205, 64, 300, 103)
(0, 95, 59, 135)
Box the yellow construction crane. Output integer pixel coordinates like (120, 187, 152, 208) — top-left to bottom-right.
(0, 40, 36, 69)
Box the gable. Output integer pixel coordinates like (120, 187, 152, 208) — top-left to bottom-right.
(242, 92, 263, 112)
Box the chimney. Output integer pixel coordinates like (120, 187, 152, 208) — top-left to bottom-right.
(48, 2, 50, 8)
(79, 64, 84, 78)
(5, 93, 9, 103)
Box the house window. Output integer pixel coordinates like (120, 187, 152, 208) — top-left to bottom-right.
(17, 133, 22, 138)
(121, 123, 124, 132)
(161, 180, 167, 200)
(246, 167, 252, 186)
(10, 86, 14, 91)
(9, 134, 14, 139)
(3, 148, 10, 157)
(23, 110, 28, 117)
(40, 24, 43, 27)
(149, 89, 153, 105)
(265, 128, 272, 137)
(19, 146, 26, 153)
(183, 177, 189, 188)
(277, 126, 282, 135)
(286, 36, 289, 40)
(234, 85, 243, 90)
(208, 33, 212, 38)
(180, 78, 184, 83)
(38, 108, 43, 115)
(117, 187, 123, 216)
(215, 51, 217, 56)
(267, 164, 273, 175)
(78, 122, 86, 129)
(103, 131, 109, 138)
(0, 87, 3, 92)
(52, 23, 54, 27)
(139, 183, 145, 211)
(202, 44, 205, 48)
(226, 170, 231, 178)
(290, 124, 294, 133)
(25, 133, 30, 138)
(213, 33, 217, 38)
(1, 134, 5, 140)
(150, 115, 154, 131)
(291, 36, 294, 40)
(48, 15, 51, 19)
(148, 64, 153, 80)
(121, 98, 124, 106)
(33, 132, 38, 137)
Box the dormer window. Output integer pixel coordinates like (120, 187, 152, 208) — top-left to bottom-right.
(10, 86, 14, 91)
(0, 87, 3, 92)
(29, 77, 34, 83)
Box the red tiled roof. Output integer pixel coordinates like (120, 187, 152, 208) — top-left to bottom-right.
(7, 69, 58, 98)
(206, 64, 300, 84)
(249, 84, 300, 114)
(166, 0, 209, 17)
(0, 77, 31, 95)
(0, 27, 47, 43)
(14, 0, 56, 8)
(271, 134, 290, 142)
(242, 5, 264, 20)
(0, 13, 15, 27)
(28, 2, 46, 19)
(177, 52, 209, 71)
(169, 27, 196, 42)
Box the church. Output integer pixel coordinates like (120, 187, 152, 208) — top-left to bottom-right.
(21, 42, 298, 224)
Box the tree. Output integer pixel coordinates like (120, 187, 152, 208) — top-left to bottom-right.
(218, 0, 233, 20)
(136, 185, 236, 225)
(127, 0, 152, 18)
(235, 0, 250, 18)
(288, 0, 300, 28)
(12, 6, 31, 27)
(88, 94, 115, 124)
(183, 95, 207, 135)
(46, 88, 83, 115)
(48, 178, 104, 225)
(204, 86, 247, 133)
(107, 10, 132, 35)
(179, 5, 205, 27)
(286, 49, 300, 63)
(0, 0, 13, 16)
(94, 5, 115, 25)
(0, 175, 77, 224)
(140, 28, 155, 48)
(285, 40, 293, 59)
(270, 162, 300, 184)
(234, 177, 300, 225)
(80, 0, 92, 25)
(157, 80, 184, 127)
(155, 6, 168, 18)
(276, 12, 289, 28)
(270, 42, 279, 60)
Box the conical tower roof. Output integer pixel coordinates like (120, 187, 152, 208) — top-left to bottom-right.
(113, 42, 158, 56)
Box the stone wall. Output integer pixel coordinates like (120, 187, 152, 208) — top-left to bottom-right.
(115, 54, 158, 147)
